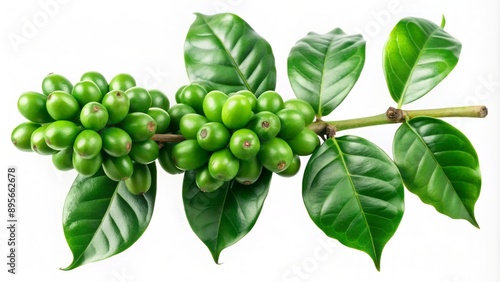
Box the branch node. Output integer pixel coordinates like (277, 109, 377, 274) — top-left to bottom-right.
(386, 107, 405, 122)
(326, 124, 337, 138)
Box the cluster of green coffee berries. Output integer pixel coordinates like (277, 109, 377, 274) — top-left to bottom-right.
(165, 83, 320, 192)
(11, 72, 321, 194)
(11, 72, 172, 195)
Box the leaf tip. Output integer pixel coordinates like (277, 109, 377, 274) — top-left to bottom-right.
(193, 12, 207, 20)
(440, 15, 446, 28)
(59, 263, 76, 271)
(211, 251, 221, 264)
(329, 27, 345, 35)
(469, 217, 480, 229)
(371, 253, 382, 271)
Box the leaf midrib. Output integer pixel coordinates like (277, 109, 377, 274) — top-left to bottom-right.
(66, 177, 120, 269)
(405, 121, 476, 224)
(199, 14, 252, 92)
(397, 22, 440, 107)
(213, 184, 230, 263)
(317, 33, 341, 118)
(331, 138, 378, 266)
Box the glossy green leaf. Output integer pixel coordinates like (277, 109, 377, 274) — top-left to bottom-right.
(383, 17, 461, 107)
(288, 28, 365, 117)
(183, 169, 272, 263)
(184, 13, 276, 96)
(303, 136, 404, 270)
(393, 117, 481, 227)
(62, 164, 157, 270)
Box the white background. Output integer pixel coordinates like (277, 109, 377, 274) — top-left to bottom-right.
(1, 0, 499, 281)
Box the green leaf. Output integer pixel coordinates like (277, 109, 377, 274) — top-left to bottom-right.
(393, 117, 481, 227)
(184, 13, 276, 96)
(303, 136, 404, 270)
(383, 17, 461, 107)
(287, 28, 365, 117)
(183, 169, 272, 263)
(62, 164, 157, 270)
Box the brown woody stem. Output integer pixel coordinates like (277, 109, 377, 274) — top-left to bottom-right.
(151, 133, 185, 143)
